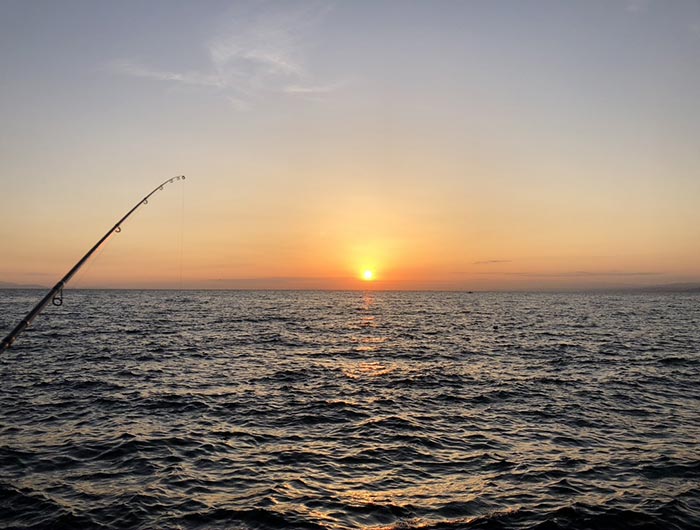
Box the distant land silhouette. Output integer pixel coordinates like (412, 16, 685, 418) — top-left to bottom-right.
(632, 282, 700, 293)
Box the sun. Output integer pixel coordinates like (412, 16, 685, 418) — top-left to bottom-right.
(362, 269, 374, 281)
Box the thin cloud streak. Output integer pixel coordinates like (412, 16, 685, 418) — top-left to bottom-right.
(473, 259, 512, 265)
(284, 82, 342, 94)
(109, 60, 225, 88)
(488, 271, 663, 278)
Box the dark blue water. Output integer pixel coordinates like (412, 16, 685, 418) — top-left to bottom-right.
(1, 290, 699, 529)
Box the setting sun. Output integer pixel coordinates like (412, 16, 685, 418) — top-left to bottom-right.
(362, 270, 374, 281)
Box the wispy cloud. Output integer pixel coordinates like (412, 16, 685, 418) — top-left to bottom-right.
(284, 82, 343, 95)
(110, 60, 225, 88)
(625, 0, 651, 13)
(109, 2, 340, 109)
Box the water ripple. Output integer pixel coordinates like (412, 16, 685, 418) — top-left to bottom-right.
(1, 290, 699, 529)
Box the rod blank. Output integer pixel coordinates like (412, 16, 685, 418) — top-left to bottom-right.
(1, 175, 186, 353)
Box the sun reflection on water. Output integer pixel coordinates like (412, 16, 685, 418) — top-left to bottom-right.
(341, 293, 395, 377)
(342, 361, 396, 379)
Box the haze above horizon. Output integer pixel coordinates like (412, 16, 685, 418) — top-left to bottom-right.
(2, 1, 699, 291)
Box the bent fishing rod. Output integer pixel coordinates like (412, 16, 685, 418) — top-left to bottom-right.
(0, 175, 186, 354)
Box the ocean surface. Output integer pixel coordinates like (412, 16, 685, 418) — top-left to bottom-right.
(1, 290, 698, 530)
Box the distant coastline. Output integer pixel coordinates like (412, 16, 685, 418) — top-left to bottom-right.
(629, 282, 700, 293)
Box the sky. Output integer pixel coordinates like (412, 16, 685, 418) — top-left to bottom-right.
(1, 0, 699, 290)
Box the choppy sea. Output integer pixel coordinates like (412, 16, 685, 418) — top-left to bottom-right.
(1, 290, 698, 530)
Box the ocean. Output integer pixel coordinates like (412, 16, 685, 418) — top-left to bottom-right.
(1, 290, 698, 529)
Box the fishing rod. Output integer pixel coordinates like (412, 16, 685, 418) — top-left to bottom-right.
(0, 175, 186, 354)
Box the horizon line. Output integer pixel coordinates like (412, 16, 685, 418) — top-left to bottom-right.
(2, 285, 699, 294)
